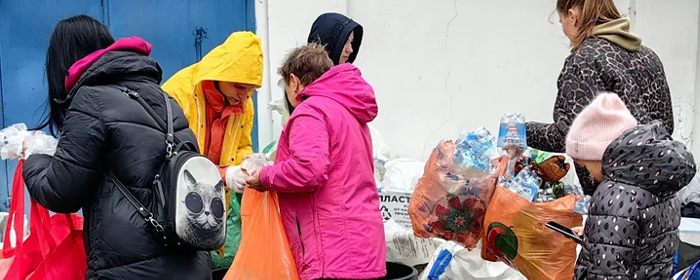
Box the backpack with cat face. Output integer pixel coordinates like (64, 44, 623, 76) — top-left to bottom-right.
(105, 88, 226, 251)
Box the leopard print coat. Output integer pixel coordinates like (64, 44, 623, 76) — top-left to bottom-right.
(526, 37, 673, 194)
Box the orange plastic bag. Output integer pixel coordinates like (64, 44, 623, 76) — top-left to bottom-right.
(224, 188, 299, 280)
(408, 140, 496, 249)
(481, 185, 583, 280)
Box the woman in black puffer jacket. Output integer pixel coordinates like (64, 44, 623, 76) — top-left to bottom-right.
(23, 15, 210, 279)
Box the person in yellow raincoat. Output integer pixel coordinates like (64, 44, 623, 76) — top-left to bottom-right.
(161, 31, 263, 269)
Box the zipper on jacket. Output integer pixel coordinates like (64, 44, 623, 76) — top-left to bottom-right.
(296, 215, 305, 255)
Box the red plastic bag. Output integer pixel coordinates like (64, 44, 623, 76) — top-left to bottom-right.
(408, 140, 496, 249)
(224, 188, 299, 280)
(481, 184, 582, 280)
(3, 160, 87, 280)
(0, 160, 28, 278)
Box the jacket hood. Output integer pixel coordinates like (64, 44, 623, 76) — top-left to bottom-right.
(592, 18, 642, 52)
(602, 121, 696, 194)
(308, 12, 363, 65)
(192, 31, 263, 89)
(64, 37, 155, 96)
(300, 63, 377, 124)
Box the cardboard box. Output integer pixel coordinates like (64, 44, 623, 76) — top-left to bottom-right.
(378, 189, 413, 230)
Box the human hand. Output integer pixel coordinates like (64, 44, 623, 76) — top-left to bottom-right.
(571, 226, 584, 237)
(245, 171, 267, 192)
(225, 166, 247, 194)
(7, 140, 27, 160)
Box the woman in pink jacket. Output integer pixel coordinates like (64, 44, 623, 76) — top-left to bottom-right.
(246, 44, 386, 279)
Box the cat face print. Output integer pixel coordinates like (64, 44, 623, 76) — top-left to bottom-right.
(183, 170, 225, 231)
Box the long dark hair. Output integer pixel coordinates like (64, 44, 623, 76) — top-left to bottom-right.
(36, 15, 114, 135)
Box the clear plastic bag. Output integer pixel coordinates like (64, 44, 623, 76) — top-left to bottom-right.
(240, 154, 270, 175)
(0, 123, 58, 160)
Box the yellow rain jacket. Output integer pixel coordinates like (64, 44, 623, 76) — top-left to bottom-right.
(162, 31, 263, 269)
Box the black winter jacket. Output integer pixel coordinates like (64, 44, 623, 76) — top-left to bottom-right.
(23, 48, 211, 279)
(527, 37, 674, 195)
(574, 122, 696, 280)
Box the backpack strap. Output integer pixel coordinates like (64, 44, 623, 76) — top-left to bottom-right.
(106, 171, 164, 233)
(164, 88, 175, 157)
(105, 88, 177, 233)
(121, 88, 175, 156)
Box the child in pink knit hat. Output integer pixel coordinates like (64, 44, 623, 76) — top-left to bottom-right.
(565, 93, 639, 179)
(567, 93, 697, 279)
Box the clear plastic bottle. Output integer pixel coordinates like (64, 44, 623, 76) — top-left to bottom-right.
(498, 113, 527, 177)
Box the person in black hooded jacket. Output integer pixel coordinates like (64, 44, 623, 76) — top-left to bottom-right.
(565, 93, 696, 280)
(23, 15, 211, 279)
(308, 12, 363, 66)
(279, 12, 364, 115)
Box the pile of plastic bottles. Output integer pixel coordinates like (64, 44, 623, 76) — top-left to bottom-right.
(453, 127, 497, 173)
(503, 167, 541, 201)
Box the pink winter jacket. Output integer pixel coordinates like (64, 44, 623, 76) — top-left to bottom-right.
(260, 64, 386, 280)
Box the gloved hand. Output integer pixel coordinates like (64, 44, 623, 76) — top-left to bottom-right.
(225, 165, 247, 194)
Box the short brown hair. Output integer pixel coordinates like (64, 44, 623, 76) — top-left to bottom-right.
(278, 43, 334, 86)
(557, 0, 621, 50)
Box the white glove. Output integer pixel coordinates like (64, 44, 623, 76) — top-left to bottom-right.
(226, 166, 247, 194)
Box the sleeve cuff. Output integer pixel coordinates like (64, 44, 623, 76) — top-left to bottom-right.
(259, 165, 272, 190)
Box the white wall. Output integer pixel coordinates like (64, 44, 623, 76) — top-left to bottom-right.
(256, 0, 700, 161)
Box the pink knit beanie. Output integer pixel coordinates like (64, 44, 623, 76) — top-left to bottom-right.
(566, 93, 638, 161)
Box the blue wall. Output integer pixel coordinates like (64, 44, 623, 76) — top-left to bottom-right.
(0, 0, 257, 212)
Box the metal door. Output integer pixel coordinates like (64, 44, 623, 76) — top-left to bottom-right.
(0, 0, 256, 212)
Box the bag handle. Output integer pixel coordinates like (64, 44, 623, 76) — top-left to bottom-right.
(3, 160, 27, 253)
(30, 199, 56, 257)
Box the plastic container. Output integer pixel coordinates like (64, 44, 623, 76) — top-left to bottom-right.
(381, 262, 418, 280)
(213, 262, 418, 280)
(212, 268, 227, 280)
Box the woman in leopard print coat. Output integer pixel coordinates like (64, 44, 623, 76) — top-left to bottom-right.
(526, 0, 674, 194)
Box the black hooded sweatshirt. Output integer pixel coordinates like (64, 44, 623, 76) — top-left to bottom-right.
(282, 12, 365, 114)
(308, 12, 364, 65)
(574, 122, 696, 280)
(23, 44, 211, 279)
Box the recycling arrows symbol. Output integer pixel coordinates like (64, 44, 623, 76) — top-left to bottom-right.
(380, 205, 392, 221)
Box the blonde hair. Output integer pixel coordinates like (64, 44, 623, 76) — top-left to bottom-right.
(557, 0, 621, 50)
(278, 43, 334, 86)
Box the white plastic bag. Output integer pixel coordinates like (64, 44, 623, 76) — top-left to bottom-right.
(420, 241, 525, 280)
(384, 220, 443, 267)
(379, 158, 425, 193)
(268, 97, 291, 127)
(368, 124, 392, 184)
(0, 212, 29, 247)
(270, 78, 292, 127)
(677, 173, 700, 206)
(0, 123, 58, 160)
